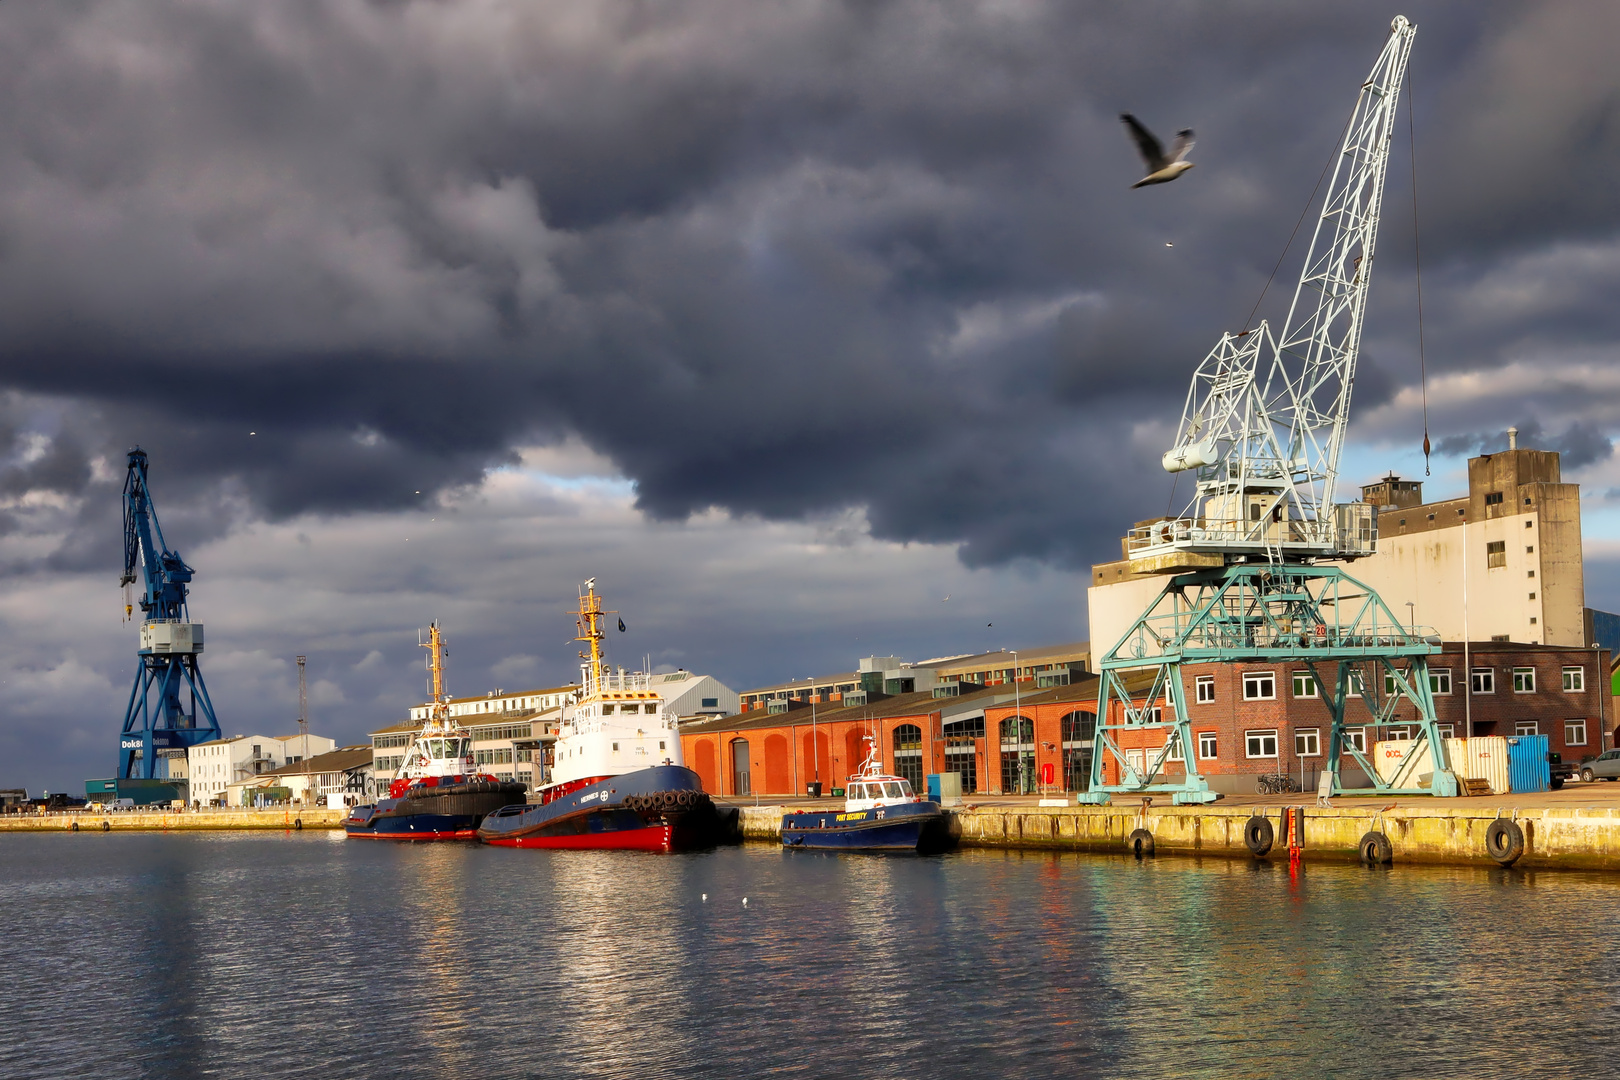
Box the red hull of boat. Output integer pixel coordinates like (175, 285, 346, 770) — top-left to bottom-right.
(345, 828, 479, 841)
(482, 824, 674, 852)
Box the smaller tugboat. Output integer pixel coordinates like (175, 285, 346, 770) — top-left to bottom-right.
(781, 738, 961, 854)
(345, 622, 527, 840)
(477, 579, 738, 852)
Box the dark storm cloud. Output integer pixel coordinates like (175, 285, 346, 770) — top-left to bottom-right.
(1436, 418, 1614, 470)
(0, 0, 1615, 572)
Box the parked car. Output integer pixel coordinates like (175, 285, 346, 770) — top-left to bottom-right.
(1580, 749, 1620, 783)
(1549, 752, 1576, 790)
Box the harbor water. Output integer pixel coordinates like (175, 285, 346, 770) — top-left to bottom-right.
(3, 832, 1618, 1079)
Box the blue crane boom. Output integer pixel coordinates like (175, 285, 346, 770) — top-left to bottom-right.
(118, 448, 221, 780)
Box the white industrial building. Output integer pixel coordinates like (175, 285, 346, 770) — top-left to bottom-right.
(187, 733, 337, 806)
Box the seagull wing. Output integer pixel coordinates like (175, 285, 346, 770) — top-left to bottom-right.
(1121, 114, 1167, 171)
(1169, 129, 1196, 163)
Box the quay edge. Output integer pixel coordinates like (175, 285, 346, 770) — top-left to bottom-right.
(0, 808, 348, 832)
(732, 803, 1620, 871)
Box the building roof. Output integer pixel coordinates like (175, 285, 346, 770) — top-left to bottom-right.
(428, 684, 577, 707)
(369, 719, 423, 737)
(741, 672, 861, 696)
(921, 642, 1091, 670)
(259, 747, 375, 777)
(982, 670, 1162, 710)
(684, 686, 1008, 734)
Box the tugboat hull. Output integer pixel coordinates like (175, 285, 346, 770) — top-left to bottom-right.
(782, 801, 961, 854)
(346, 780, 528, 841)
(477, 765, 739, 852)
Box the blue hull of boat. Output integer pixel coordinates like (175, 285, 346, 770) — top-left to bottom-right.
(477, 765, 740, 851)
(781, 802, 960, 853)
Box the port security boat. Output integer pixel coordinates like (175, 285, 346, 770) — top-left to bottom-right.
(477, 580, 738, 852)
(345, 623, 527, 840)
(780, 739, 960, 853)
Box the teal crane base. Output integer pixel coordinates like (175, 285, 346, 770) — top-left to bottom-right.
(1081, 562, 1459, 805)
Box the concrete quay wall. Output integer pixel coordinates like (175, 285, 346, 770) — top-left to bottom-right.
(0, 808, 347, 832)
(736, 802, 1620, 870)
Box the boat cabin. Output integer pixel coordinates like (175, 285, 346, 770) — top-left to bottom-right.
(843, 775, 919, 812)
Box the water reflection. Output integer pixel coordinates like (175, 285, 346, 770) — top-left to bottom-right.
(6, 836, 1620, 1079)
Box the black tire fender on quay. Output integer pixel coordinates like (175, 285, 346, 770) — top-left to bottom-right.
(1359, 830, 1393, 865)
(70, 820, 79, 832)
(1485, 818, 1525, 866)
(1243, 815, 1275, 857)
(294, 818, 303, 831)
(1127, 828, 1154, 859)
(101, 820, 110, 832)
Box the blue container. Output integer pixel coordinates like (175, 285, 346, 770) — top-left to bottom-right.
(926, 774, 942, 801)
(1506, 735, 1550, 793)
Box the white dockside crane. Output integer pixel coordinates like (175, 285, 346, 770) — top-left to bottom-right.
(1082, 16, 1460, 805)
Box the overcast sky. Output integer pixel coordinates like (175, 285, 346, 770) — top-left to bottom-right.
(3, 0, 1619, 792)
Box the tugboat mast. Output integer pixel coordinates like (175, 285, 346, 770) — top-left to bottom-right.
(574, 579, 617, 697)
(420, 621, 451, 732)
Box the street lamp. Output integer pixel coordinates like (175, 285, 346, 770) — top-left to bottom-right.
(1011, 649, 1025, 796)
(810, 676, 820, 798)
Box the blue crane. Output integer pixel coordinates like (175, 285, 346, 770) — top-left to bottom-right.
(118, 447, 221, 779)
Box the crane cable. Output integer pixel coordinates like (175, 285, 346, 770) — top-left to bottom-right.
(1407, 64, 1431, 475)
(1240, 108, 1355, 335)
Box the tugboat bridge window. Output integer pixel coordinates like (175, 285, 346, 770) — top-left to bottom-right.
(892, 724, 924, 790)
(1060, 711, 1096, 792)
(999, 716, 1034, 794)
(941, 716, 983, 794)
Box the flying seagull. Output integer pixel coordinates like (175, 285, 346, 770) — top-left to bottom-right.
(1121, 114, 1195, 188)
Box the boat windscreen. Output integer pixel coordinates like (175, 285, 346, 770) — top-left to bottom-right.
(883, 782, 905, 799)
(429, 739, 444, 758)
(848, 784, 864, 800)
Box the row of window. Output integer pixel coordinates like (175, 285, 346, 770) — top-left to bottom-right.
(1201, 665, 1586, 703)
(1168, 716, 1592, 761)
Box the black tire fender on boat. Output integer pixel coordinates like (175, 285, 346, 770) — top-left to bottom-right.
(1485, 818, 1525, 866)
(1243, 815, 1275, 857)
(1127, 828, 1154, 859)
(1358, 830, 1393, 866)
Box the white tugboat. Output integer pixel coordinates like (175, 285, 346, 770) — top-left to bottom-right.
(478, 579, 738, 851)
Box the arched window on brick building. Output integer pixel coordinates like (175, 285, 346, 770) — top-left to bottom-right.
(892, 724, 923, 789)
(1060, 711, 1096, 792)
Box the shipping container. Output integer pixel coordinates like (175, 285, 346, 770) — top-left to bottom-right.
(1373, 739, 1444, 789)
(1372, 739, 1412, 782)
(1463, 737, 1511, 795)
(1506, 734, 1551, 794)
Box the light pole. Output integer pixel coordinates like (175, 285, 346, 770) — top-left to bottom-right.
(810, 676, 820, 798)
(1011, 649, 1024, 796)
